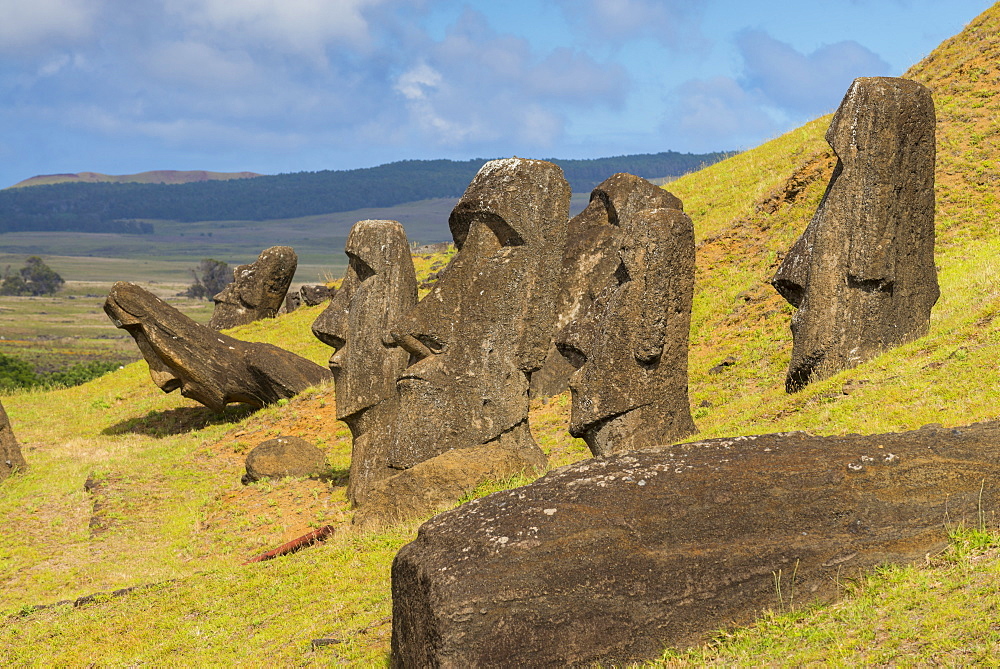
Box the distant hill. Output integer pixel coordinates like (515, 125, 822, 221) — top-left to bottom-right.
(9, 170, 261, 188)
(0, 151, 731, 235)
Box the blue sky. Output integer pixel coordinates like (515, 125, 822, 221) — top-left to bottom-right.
(0, 0, 993, 188)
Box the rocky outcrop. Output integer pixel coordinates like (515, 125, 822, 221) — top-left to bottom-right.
(556, 175, 696, 455)
(391, 422, 1000, 667)
(105, 282, 331, 412)
(242, 436, 327, 484)
(210, 246, 298, 330)
(771, 77, 939, 392)
(0, 400, 25, 482)
(312, 220, 417, 506)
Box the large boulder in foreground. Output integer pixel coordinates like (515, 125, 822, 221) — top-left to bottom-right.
(105, 282, 331, 411)
(210, 246, 298, 330)
(391, 422, 1000, 667)
(0, 400, 26, 482)
(771, 77, 938, 392)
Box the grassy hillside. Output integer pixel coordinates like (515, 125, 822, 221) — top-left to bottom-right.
(3, 4, 1000, 665)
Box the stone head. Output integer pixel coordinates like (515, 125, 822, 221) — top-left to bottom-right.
(312, 220, 416, 423)
(210, 246, 297, 329)
(390, 158, 571, 466)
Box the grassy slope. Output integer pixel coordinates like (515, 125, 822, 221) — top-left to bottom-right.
(3, 5, 1000, 665)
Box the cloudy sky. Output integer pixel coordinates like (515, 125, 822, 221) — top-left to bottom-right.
(0, 0, 992, 187)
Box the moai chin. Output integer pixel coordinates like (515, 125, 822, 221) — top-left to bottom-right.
(556, 189, 697, 457)
(389, 158, 571, 471)
(209, 246, 298, 330)
(311, 220, 417, 507)
(771, 77, 938, 392)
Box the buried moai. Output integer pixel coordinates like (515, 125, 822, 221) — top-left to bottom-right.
(105, 282, 330, 411)
(388, 158, 571, 471)
(311, 220, 417, 507)
(0, 400, 26, 482)
(209, 246, 298, 330)
(352, 158, 571, 527)
(544, 173, 695, 455)
(771, 77, 938, 392)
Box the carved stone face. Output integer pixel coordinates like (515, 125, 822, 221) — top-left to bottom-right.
(210, 246, 298, 330)
(106, 283, 233, 411)
(556, 203, 696, 454)
(105, 281, 331, 412)
(311, 220, 416, 423)
(390, 158, 571, 468)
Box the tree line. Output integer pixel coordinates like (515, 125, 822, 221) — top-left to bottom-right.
(0, 151, 732, 234)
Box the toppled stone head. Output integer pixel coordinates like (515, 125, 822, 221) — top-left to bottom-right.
(557, 179, 697, 456)
(105, 281, 330, 412)
(312, 220, 417, 505)
(210, 246, 298, 330)
(771, 77, 938, 392)
(389, 158, 571, 471)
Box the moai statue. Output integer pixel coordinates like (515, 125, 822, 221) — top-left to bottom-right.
(771, 77, 938, 392)
(556, 196, 697, 456)
(209, 246, 298, 330)
(312, 220, 417, 507)
(0, 400, 26, 482)
(105, 282, 331, 411)
(532, 173, 685, 397)
(390, 158, 571, 472)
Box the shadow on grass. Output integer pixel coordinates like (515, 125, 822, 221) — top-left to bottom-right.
(318, 465, 351, 487)
(103, 404, 259, 437)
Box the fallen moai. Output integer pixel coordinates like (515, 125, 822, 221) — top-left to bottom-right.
(355, 158, 571, 527)
(556, 174, 696, 455)
(210, 246, 298, 330)
(0, 400, 26, 482)
(105, 281, 331, 412)
(311, 220, 417, 507)
(391, 422, 1000, 667)
(771, 77, 938, 392)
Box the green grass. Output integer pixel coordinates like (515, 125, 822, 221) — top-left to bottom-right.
(4, 6, 1000, 664)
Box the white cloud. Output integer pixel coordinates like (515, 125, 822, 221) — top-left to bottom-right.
(163, 0, 391, 59)
(556, 0, 705, 49)
(0, 0, 104, 53)
(391, 9, 627, 149)
(145, 41, 260, 90)
(666, 76, 778, 148)
(736, 29, 890, 115)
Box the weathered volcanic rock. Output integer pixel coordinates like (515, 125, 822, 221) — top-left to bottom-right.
(391, 422, 1000, 667)
(312, 220, 417, 507)
(556, 177, 696, 455)
(300, 284, 335, 306)
(0, 400, 26, 482)
(243, 435, 327, 484)
(353, 441, 545, 531)
(210, 246, 298, 330)
(771, 77, 938, 392)
(389, 158, 570, 471)
(533, 173, 684, 399)
(105, 281, 331, 411)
